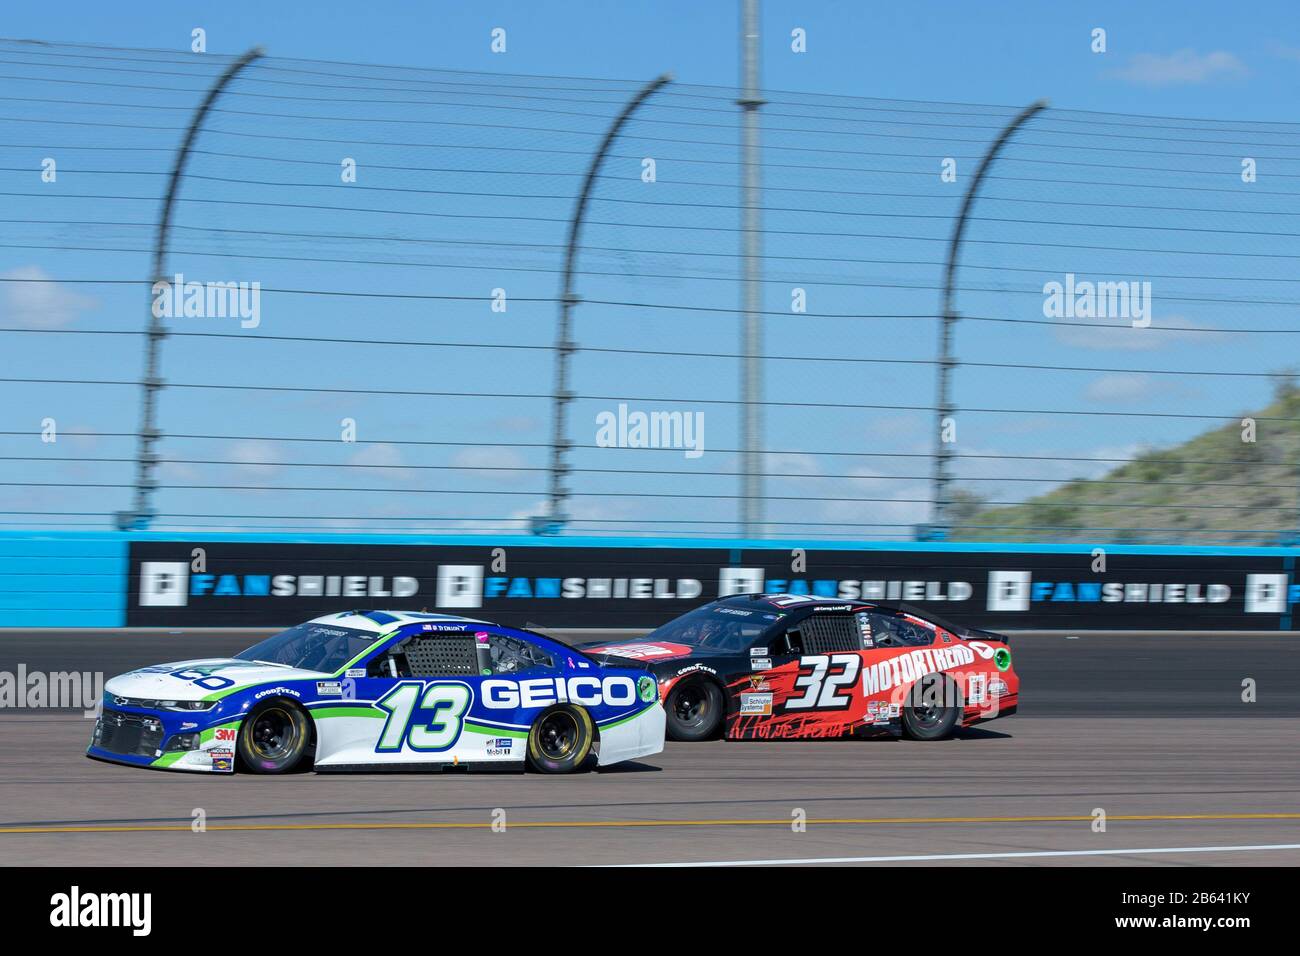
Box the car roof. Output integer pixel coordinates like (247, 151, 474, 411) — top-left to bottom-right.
(307, 609, 490, 634)
(305, 610, 600, 665)
(716, 593, 868, 611)
(717, 593, 958, 624)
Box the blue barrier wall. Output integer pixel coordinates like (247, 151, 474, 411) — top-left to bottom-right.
(3, 530, 1299, 629)
(0, 532, 128, 627)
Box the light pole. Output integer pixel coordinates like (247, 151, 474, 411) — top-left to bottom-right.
(738, 0, 765, 538)
(929, 99, 1048, 539)
(538, 73, 674, 535)
(118, 46, 265, 531)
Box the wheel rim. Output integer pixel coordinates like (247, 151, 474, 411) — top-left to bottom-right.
(910, 678, 950, 729)
(673, 686, 710, 728)
(538, 711, 580, 760)
(250, 707, 297, 761)
(911, 702, 945, 728)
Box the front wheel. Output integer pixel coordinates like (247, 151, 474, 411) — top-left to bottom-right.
(527, 704, 594, 773)
(901, 674, 961, 741)
(238, 701, 311, 773)
(665, 679, 723, 741)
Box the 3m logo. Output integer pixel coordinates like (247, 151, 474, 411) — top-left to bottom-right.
(139, 562, 189, 607)
(437, 565, 483, 608)
(213, 728, 236, 741)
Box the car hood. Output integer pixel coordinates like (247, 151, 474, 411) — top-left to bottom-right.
(104, 658, 329, 702)
(578, 640, 698, 665)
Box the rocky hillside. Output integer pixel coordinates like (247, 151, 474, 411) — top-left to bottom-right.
(948, 385, 1300, 545)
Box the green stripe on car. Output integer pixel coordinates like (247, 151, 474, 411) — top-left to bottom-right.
(464, 721, 527, 738)
(311, 706, 386, 720)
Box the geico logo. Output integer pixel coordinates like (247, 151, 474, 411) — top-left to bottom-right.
(481, 676, 637, 709)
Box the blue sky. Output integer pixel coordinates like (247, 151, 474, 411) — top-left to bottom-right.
(1, 1, 1299, 541)
(0, 1, 1293, 116)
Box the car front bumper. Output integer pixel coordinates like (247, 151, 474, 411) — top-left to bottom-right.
(87, 706, 241, 773)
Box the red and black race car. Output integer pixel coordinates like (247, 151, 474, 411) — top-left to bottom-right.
(582, 593, 1018, 742)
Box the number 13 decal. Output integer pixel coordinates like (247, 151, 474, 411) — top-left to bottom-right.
(375, 681, 472, 752)
(787, 654, 861, 709)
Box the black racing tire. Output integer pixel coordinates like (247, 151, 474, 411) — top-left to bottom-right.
(665, 678, 724, 742)
(237, 700, 312, 774)
(526, 704, 594, 773)
(901, 673, 961, 741)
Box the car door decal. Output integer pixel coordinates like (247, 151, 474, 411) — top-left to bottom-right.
(786, 654, 861, 710)
(374, 681, 473, 753)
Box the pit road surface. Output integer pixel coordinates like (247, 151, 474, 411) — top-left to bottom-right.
(1, 631, 1297, 866)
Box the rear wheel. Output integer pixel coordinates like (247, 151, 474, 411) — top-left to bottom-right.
(665, 679, 723, 741)
(902, 674, 961, 741)
(238, 701, 311, 773)
(526, 704, 594, 773)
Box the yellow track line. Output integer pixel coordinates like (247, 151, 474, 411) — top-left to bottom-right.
(2, 811, 1300, 835)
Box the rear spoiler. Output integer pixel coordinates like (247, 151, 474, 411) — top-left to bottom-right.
(883, 603, 1009, 646)
(959, 626, 1010, 646)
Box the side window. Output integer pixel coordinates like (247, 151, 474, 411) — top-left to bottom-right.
(798, 613, 863, 654)
(777, 626, 803, 655)
(481, 634, 553, 675)
(897, 617, 936, 646)
(866, 613, 934, 648)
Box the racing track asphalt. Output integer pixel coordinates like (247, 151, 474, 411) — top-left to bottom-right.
(1, 631, 1298, 866)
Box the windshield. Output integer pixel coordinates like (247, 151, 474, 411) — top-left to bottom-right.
(645, 604, 781, 651)
(235, 622, 379, 674)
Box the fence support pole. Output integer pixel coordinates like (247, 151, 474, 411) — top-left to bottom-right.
(116, 46, 264, 531)
(929, 99, 1047, 539)
(537, 72, 672, 535)
(738, 0, 764, 539)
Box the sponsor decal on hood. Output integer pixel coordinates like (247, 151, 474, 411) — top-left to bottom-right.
(104, 659, 326, 701)
(584, 641, 695, 661)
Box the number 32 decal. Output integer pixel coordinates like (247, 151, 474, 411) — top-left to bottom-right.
(787, 654, 860, 709)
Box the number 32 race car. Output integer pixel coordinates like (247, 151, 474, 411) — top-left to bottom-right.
(583, 594, 1018, 742)
(89, 610, 665, 774)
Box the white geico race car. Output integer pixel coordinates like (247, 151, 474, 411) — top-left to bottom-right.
(89, 610, 666, 774)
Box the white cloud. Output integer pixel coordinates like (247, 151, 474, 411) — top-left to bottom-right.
(1082, 373, 1190, 405)
(450, 447, 531, 483)
(1269, 43, 1300, 63)
(1054, 314, 1227, 352)
(158, 459, 202, 482)
(1, 265, 97, 328)
(861, 412, 929, 442)
(1108, 49, 1246, 87)
(226, 439, 283, 482)
(347, 442, 412, 482)
(817, 479, 929, 533)
(765, 452, 822, 477)
(497, 495, 636, 534)
(62, 426, 101, 451)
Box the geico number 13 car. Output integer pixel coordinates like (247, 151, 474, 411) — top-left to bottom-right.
(584, 594, 1018, 742)
(89, 611, 665, 774)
